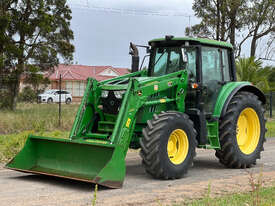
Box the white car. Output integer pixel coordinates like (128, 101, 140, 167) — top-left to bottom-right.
(38, 89, 72, 104)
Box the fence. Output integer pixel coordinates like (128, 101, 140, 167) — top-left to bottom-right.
(265, 91, 275, 118)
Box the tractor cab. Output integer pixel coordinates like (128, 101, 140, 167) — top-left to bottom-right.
(147, 36, 236, 116)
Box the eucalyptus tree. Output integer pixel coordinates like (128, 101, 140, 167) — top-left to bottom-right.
(0, 0, 74, 110)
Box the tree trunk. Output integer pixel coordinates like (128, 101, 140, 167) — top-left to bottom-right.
(250, 37, 257, 57)
(216, 0, 221, 40)
(11, 75, 20, 110)
(220, 1, 226, 41)
(9, 58, 24, 110)
(229, 21, 236, 47)
(6, 71, 20, 110)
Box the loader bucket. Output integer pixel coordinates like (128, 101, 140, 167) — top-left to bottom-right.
(5, 135, 126, 188)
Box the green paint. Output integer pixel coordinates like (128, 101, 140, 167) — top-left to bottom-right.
(149, 37, 233, 48)
(213, 81, 251, 117)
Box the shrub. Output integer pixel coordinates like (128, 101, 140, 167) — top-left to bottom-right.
(18, 86, 37, 103)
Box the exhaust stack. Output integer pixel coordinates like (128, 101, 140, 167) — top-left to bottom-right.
(129, 42, 139, 73)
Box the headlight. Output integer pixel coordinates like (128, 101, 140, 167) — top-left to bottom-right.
(101, 90, 109, 98)
(114, 90, 125, 99)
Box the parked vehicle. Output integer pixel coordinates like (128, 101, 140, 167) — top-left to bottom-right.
(37, 89, 72, 104)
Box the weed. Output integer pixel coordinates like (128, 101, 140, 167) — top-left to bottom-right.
(92, 184, 98, 206)
(246, 166, 264, 206)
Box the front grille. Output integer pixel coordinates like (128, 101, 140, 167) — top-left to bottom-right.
(101, 91, 122, 114)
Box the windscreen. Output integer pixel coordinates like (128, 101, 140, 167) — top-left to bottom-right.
(149, 47, 196, 77)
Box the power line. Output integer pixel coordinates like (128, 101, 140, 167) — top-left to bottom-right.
(68, 1, 194, 18)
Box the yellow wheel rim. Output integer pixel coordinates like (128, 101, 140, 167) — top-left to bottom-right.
(236, 108, 260, 155)
(167, 129, 189, 165)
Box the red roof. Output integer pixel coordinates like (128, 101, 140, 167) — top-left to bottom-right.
(47, 64, 129, 81)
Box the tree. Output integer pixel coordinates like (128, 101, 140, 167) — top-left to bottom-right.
(186, 0, 275, 58)
(0, 0, 74, 110)
(236, 57, 273, 92)
(186, 0, 247, 46)
(23, 65, 50, 94)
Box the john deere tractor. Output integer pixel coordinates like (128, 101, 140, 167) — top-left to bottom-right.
(6, 36, 266, 188)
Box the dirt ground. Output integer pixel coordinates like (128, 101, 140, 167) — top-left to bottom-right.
(1, 138, 275, 206)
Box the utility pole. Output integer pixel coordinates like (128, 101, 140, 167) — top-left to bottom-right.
(59, 74, 62, 127)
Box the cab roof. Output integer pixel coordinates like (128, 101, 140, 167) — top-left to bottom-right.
(149, 36, 233, 49)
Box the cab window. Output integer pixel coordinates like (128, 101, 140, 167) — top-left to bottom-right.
(201, 47, 222, 83)
(221, 49, 231, 81)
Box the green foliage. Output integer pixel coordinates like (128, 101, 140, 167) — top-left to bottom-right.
(0, 0, 74, 110)
(23, 65, 50, 92)
(267, 67, 275, 91)
(236, 57, 273, 92)
(186, 0, 275, 58)
(18, 86, 37, 103)
(266, 120, 275, 138)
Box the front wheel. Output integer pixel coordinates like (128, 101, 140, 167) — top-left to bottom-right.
(216, 92, 266, 168)
(140, 111, 197, 179)
(65, 98, 71, 104)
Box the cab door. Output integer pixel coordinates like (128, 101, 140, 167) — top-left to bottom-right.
(200, 46, 232, 115)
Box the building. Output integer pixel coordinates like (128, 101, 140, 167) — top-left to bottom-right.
(47, 64, 129, 102)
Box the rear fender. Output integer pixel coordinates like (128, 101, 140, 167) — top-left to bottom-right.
(213, 82, 266, 118)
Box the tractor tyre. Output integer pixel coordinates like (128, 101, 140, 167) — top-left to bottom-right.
(216, 91, 266, 168)
(140, 111, 197, 179)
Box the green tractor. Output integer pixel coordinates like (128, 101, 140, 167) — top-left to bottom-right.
(6, 36, 266, 188)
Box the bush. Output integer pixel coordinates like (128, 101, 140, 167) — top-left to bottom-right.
(18, 86, 37, 103)
(0, 89, 11, 108)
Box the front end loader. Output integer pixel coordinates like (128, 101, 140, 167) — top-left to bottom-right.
(6, 36, 266, 188)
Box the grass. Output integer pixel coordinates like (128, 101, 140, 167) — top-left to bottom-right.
(0, 103, 77, 163)
(178, 186, 275, 206)
(177, 168, 275, 206)
(0, 130, 69, 162)
(266, 119, 275, 138)
(0, 103, 78, 134)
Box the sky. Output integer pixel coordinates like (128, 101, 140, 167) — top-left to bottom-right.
(68, 0, 197, 68)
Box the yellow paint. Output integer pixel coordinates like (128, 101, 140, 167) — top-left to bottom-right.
(126, 118, 131, 128)
(144, 81, 159, 86)
(85, 139, 108, 144)
(236, 107, 260, 155)
(160, 99, 166, 103)
(167, 129, 189, 165)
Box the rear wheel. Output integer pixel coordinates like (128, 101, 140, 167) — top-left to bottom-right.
(140, 111, 197, 179)
(216, 92, 266, 168)
(65, 98, 71, 104)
